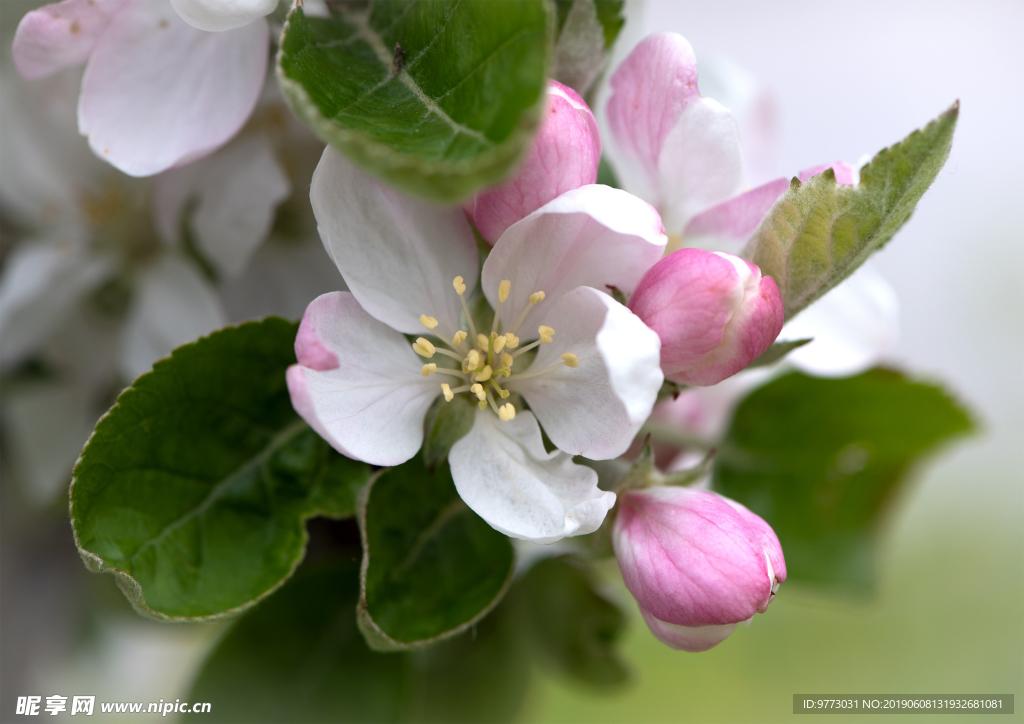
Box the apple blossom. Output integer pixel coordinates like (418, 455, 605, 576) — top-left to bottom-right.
(628, 248, 784, 386)
(612, 485, 786, 652)
(467, 80, 601, 244)
(12, 0, 270, 176)
(287, 149, 668, 543)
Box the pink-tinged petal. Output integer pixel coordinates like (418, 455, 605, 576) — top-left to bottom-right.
(683, 177, 789, 245)
(628, 250, 783, 386)
(639, 608, 738, 653)
(170, 0, 277, 32)
(12, 0, 125, 80)
(798, 161, 857, 186)
(470, 81, 601, 244)
(513, 287, 663, 460)
(606, 33, 700, 201)
(612, 486, 784, 630)
(286, 292, 437, 467)
(78, 3, 268, 176)
(482, 185, 666, 338)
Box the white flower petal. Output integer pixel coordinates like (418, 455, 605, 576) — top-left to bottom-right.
(656, 98, 745, 235)
(286, 292, 438, 467)
(449, 410, 615, 544)
(78, 3, 268, 176)
(782, 263, 900, 377)
(310, 148, 478, 337)
(170, 0, 277, 32)
(154, 134, 290, 278)
(118, 256, 227, 381)
(481, 185, 666, 338)
(512, 287, 662, 460)
(0, 237, 111, 367)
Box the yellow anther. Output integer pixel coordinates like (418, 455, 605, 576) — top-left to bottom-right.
(498, 403, 516, 421)
(453, 276, 467, 295)
(465, 349, 481, 370)
(492, 383, 510, 399)
(441, 383, 454, 402)
(413, 337, 436, 358)
(419, 315, 438, 330)
(493, 335, 506, 354)
(529, 291, 545, 304)
(451, 330, 468, 346)
(502, 352, 514, 368)
(560, 353, 579, 368)
(504, 332, 519, 349)
(470, 383, 486, 401)
(478, 400, 488, 410)
(476, 333, 489, 351)
(498, 279, 511, 303)
(495, 367, 512, 378)
(476, 365, 492, 382)
(539, 325, 554, 344)
(421, 363, 437, 377)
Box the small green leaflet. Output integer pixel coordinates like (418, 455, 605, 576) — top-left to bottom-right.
(744, 103, 958, 319)
(356, 456, 515, 651)
(70, 318, 370, 620)
(713, 369, 973, 592)
(277, 0, 552, 203)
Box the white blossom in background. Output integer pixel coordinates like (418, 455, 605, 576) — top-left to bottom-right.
(0, 64, 297, 503)
(12, 0, 274, 176)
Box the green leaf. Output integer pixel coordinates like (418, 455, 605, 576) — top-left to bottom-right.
(277, 1, 552, 203)
(516, 556, 629, 687)
(421, 394, 475, 470)
(187, 558, 531, 723)
(69, 318, 370, 620)
(744, 103, 958, 319)
(713, 369, 974, 592)
(356, 456, 515, 651)
(746, 338, 813, 369)
(551, 0, 625, 96)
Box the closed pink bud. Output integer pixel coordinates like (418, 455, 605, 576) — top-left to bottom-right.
(628, 248, 784, 386)
(612, 486, 786, 652)
(467, 80, 601, 244)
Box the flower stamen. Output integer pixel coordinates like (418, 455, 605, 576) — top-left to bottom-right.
(453, 276, 477, 341)
(421, 363, 437, 376)
(419, 315, 438, 330)
(510, 290, 545, 336)
(412, 337, 436, 358)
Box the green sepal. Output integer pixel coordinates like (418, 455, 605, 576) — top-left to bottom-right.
(747, 338, 813, 369)
(421, 394, 476, 470)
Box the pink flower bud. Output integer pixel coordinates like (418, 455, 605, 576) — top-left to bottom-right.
(628, 248, 784, 386)
(467, 80, 601, 244)
(612, 486, 786, 652)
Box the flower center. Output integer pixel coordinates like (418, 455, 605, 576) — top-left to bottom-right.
(412, 277, 579, 421)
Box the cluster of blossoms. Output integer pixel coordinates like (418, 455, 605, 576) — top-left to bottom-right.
(288, 38, 811, 649)
(7, 3, 898, 652)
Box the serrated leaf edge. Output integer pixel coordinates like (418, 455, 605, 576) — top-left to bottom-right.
(67, 318, 355, 623)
